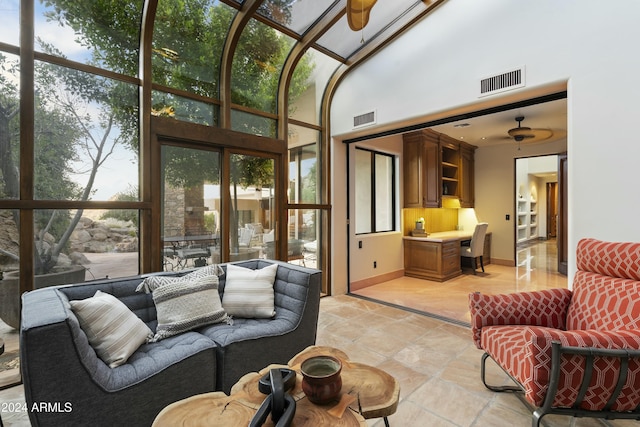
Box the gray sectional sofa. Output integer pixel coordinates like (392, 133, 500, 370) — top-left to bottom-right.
(20, 259, 321, 427)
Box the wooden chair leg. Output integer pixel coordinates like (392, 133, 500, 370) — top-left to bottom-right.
(480, 255, 484, 272)
(473, 257, 477, 274)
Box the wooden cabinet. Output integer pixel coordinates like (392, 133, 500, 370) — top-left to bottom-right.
(403, 130, 476, 208)
(404, 233, 491, 282)
(404, 239, 461, 282)
(459, 144, 476, 208)
(403, 130, 440, 208)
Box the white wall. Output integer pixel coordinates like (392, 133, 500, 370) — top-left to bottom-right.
(329, 0, 640, 288)
(470, 140, 566, 262)
(348, 136, 404, 283)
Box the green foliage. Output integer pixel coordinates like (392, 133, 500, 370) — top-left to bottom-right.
(0, 53, 20, 199)
(204, 212, 217, 233)
(100, 185, 139, 226)
(152, 0, 230, 99)
(163, 145, 220, 189)
(231, 155, 274, 189)
(301, 161, 317, 203)
(41, 0, 143, 76)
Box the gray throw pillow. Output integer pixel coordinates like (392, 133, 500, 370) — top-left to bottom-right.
(151, 274, 230, 342)
(136, 264, 224, 293)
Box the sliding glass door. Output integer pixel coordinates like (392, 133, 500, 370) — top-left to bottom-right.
(229, 152, 276, 262)
(160, 143, 277, 270)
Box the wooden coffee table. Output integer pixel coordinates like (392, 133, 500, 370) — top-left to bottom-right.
(153, 346, 400, 426)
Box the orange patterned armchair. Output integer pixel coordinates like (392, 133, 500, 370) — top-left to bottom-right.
(469, 238, 640, 426)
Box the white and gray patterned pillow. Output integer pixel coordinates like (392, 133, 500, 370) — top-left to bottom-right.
(221, 263, 278, 318)
(70, 290, 154, 368)
(136, 264, 224, 293)
(151, 274, 230, 342)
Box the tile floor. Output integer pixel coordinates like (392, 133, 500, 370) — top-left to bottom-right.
(352, 239, 568, 325)
(0, 241, 637, 426)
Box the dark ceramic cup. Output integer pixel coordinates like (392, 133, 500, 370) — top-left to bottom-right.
(300, 355, 342, 405)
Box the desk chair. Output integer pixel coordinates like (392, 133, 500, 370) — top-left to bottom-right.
(461, 222, 488, 274)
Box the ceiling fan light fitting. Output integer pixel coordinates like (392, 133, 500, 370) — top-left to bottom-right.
(508, 126, 533, 137)
(347, 0, 378, 31)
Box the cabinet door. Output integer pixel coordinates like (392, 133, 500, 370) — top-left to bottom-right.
(423, 139, 440, 207)
(403, 130, 441, 208)
(441, 241, 461, 278)
(404, 240, 441, 276)
(459, 146, 475, 207)
(403, 139, 424, 208)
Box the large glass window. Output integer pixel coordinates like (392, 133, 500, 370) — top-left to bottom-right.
(289, 49, 341, 125)
(0, 52, 20, 201)
(355, 148, 395, 234)
(152, 1, 234, 100)
(289, 139, 318, 204)
(229, 153, 275, 262)
(0, 0, 18, 46)
(33, 62, 139, 201)
(152, 90, 219, 126)
(230, 110, 276, 138)
(35, 1, 144, 76)
(162, 145, 221, 270)
(0, 209, 18, 389)
(287, 208, 319, 269)
(33, 208, 139, 279)
(257, 0, 335, 35)
(231, 19, 294, 114)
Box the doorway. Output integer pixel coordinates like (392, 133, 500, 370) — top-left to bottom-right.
(159, 141, 278, 269)
(515, 155, 563, 274)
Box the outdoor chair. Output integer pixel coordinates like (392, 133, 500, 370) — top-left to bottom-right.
(469, 238, 640, 426)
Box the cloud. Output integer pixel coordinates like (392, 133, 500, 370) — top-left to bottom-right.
(35, 2, 93, 63)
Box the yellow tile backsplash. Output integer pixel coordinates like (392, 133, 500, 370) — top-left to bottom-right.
(403, 208, 458, 235)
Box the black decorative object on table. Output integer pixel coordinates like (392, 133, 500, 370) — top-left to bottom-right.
(249, 368, 296, 427)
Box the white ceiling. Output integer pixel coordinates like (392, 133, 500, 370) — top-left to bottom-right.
(429, 97, 567, 148)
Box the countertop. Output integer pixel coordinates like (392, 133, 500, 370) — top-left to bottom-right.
(403, 230, 475, 243)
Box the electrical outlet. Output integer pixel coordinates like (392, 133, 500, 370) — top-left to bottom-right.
(358, 241, 362, 249)
(506, 214, 510, 220)
(374, 261, 377, 268)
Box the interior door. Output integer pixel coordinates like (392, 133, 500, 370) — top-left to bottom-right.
(547, 182, 558, 238)
(557, 154, 568, 275)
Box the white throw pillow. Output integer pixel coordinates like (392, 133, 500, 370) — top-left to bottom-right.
(151, 274, 230, 342)
(69, 290, 153, 368)
(136, 264, 225, 293)
(222, 263, 278, 318)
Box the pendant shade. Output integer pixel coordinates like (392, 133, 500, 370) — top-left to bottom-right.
(347, 0, 378, 31)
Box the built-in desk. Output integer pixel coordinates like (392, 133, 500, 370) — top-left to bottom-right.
(403, 231, 491, 281)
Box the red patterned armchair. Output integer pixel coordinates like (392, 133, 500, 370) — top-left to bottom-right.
(469, 238, 640, 426)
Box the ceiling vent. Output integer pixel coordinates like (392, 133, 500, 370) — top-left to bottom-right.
(353, 110, 376, 129)
(479, 66, 525, 97)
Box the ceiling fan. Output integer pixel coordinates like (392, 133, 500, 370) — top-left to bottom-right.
(507, 116, 553, 143)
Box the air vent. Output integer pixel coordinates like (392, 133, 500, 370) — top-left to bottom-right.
(479, 67, 525, 97)
(353, 110, 376, 128)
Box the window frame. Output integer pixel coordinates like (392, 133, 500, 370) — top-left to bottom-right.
(354, 147, 396, 235)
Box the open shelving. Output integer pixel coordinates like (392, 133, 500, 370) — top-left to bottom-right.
(516, 197, 538, 243)
(441, 144, 459, 197)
